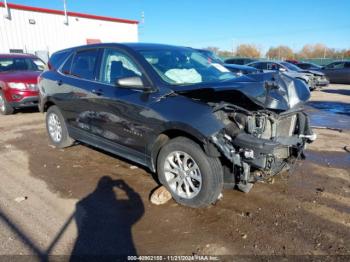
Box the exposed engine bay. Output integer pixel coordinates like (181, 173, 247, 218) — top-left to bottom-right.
(210, 103, 315, 192)
(176, 72, 316, 192)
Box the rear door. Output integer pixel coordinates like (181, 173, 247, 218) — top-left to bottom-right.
(54, 48, 101, 129)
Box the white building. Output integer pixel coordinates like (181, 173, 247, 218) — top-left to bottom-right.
(0, 2, 139, 61)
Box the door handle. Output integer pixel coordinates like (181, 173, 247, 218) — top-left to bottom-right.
(91, 89, 104, 96)
(57, 80, 63, 86)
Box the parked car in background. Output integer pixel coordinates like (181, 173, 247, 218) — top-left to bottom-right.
(296, 62, 322, 70)
(0, 53, 45, 115)
(285, 59, 299, 65)
(247, 61, 329, 90)
(319, 61, 350, 84)
(224, 64, 258, 76)
(280, 62, 329, 88)
(225, 58, 257, 65)
(195, 49, 258, 76)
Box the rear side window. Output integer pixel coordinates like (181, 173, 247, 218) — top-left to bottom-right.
(70, 49, 99, 80)
(49, 51, 70, 70)
(267, 63, 280, 70)
(60, 55, 73, 75)
(251, 62, 266, 70)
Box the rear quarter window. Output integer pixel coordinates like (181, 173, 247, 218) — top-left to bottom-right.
(49, 51, 70, 70)
(70, 49, 99, 80)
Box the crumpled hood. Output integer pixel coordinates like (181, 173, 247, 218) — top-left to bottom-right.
(173, 72, 311, 111)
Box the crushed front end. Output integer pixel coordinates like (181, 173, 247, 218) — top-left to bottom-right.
(175, 72, 315, 192)
(211, 104, 316, 192)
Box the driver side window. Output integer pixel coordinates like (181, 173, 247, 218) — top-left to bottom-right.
(267, 63, 280, 70)
(99, 48, 142, 84)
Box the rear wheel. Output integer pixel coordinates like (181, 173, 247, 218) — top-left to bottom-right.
(46, 105, 75, 148)
(157, 137, 223, 208)
(0, 91, 14, 115)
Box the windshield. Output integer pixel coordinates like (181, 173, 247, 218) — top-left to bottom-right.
(0, 57, 45, 72)
(197, 49, 224, 64)
(280, 62, 301, 71)
(139, 49, 236, 85)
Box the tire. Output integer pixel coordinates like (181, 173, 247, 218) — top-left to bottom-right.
(0, 90, 14, 115)
(46, 105, 74, 148)
(157, 137, 223, 208)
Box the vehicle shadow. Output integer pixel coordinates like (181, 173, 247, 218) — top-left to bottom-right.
(307, 101, 350, 117)
(0, 177, 144, 260)
(13, 107, 39, 114)
(321, 89, 350, 96)
(70, 176, 144, 260)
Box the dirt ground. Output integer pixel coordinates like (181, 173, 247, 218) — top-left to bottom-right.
(0, 84, 349, 259)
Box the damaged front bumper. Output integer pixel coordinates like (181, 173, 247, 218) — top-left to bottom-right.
(210, 112, 316, 192)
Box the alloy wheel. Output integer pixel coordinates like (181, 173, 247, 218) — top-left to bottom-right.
(164, 151, 202, 199)
(48, 113, 62, 143)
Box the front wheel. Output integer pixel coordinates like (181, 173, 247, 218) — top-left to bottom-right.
(0, 91, 14, 115)
(157, 137, 223, 208)
(46, 105, 75, 148)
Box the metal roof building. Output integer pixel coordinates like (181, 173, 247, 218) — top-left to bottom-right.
(0, 2, 139, 61)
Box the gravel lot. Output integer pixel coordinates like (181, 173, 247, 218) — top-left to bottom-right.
(0, 84, 349, 258)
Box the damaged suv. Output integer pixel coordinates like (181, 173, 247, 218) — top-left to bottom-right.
(39, 43, 315, 208)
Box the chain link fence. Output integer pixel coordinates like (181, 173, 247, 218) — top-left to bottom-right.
(219, 56, 350, 66)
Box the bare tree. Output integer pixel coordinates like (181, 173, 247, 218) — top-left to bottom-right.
(297, 43, 335, 58)
(203, 46, 220, 54)
(266, 45, 294, 60)
(235, 44, 261, 58)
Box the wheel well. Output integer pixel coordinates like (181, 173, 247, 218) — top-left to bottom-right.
(43, 101, 55, 112)
(150, 129, 219, 172)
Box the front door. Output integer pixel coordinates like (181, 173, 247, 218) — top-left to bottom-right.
(77, 47, 159, 156)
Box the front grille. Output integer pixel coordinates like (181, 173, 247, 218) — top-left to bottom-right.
(276, 115, 297, 137)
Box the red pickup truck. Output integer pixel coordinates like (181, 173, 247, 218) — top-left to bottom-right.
(0, 53, 45, 115)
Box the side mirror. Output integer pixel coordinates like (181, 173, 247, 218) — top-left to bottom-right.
(116, 76, 148, 90)
(279, 67, 287, 72)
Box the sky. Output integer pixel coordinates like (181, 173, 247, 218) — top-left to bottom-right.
(7, 0, 350, 53)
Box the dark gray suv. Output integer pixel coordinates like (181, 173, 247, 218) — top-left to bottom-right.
(39, 43, 315, 208)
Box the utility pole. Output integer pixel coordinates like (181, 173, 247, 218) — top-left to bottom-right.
(63, 0, 68, 25)
(278, 46, 281, 60)
(138, 11, 145, 42)
(232, 39, 234, 56)
(3, 0, 10, 19)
